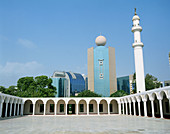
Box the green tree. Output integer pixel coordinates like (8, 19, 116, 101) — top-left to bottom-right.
(16, 75, 57, 97)
(0, 86, 6, 93)
(145, 74, 162, 90)
(131, 73, 162, 94)
(110, 90, 129, 97)
(76, 90, 102, 97)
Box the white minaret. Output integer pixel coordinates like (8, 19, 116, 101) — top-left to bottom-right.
(132, 8, 146, 93)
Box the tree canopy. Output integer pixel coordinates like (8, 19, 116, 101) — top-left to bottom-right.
(132, 73, 162, 94)
(0, 75, 57, 97)
(110, 90, 129, 97)
(76, 90, 102, 97)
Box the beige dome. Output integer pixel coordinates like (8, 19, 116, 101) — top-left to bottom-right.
(95, 35, 106, 46)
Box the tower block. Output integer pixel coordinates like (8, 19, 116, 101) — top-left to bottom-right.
(132, 9, 146, 93)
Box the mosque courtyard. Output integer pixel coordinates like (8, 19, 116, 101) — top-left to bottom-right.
(0, 115, 170, 134)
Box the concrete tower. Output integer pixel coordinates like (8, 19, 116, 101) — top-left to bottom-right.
(88, 35, 117, 96)
(132, 9, 146, 93)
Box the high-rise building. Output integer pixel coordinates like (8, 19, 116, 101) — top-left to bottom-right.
(88, 35, 117, 97)
(51, 71, 87, 97)
(117, 74, 134, 94)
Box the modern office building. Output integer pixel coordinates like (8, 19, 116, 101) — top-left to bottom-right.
(51, 71, 87, 97)
(88, 35, 117, 97)
(164, 80, 170, 87)
(117, 74, 134, 94)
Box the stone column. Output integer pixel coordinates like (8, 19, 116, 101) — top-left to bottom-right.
(118, 103, 121, 115)
(151, 100, 155, 118)
(0, 102, 3, 117)
(129, 102, 132, 115)
(87, 103, 89, 115)
(17, 103, 20, 116)
(54, 103, 56, 115)
(9, 103, 13, 116)
(97, 103, 99, 115)
(76, 103, 78, 115)
(133, 101, 136, 116)
(122, 103, 125, 115)
(143, 100, 147, 117)
(159, 99, 163, 118)
(5, 102, 9, 117)
(125, 102, 128, 115)
(33, 103, 35, 115)
(44, 103, 46, 115)
(14, 103, 16, 116)
(108, 103, 110, 115)
(65, 103, 67, 115)
(138, 101, 141, 116)
(21, 104, 24, 116)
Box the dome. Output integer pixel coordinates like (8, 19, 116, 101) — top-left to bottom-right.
(132, 15, 140, 21)
(95, 35, 106, 46)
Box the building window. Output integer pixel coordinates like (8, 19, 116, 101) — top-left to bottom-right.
(40, 104, 44, 112)
(110, 104, 113, 112)
(165, 102, 169, 113)
(30, 104, 33, 113)
(50, 104, 54, 112)
(99, 104, 103, 112)
(60, 104, 64, 112)
(89, 104, 93, 112)
(80, 104, 84, 112)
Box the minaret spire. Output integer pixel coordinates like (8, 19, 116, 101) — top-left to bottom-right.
(134, 8, 137, 15)
(132, 10, 146, 93)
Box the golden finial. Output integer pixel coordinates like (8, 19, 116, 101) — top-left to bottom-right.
(135, 8, 137, 15)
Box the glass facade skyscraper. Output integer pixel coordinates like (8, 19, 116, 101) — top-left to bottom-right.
(51, 71, 87, 97)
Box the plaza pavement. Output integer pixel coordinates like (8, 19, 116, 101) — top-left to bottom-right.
(0, 115, 170, 134)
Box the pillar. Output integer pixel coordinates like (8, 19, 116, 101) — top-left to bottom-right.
(129, 102, 132, 115)
(87, 103, 89, 115)
(108, 103, 110, 115)
(138, 101, 141, 116)
(21, 104, 24, 116)
(151, 100, 155, 118)
(0, 102, 3, 117)
(97, 103, 99, 115)
(133, 101, 136, 116)
(9, 103, 12, 116)
(14, 103, 16, 116)
(125, 102, 128, 115)
(33, 103, 35, 115)
(123, 103, 125, 115)
(159, 99, 163, 118)
(54, 104, 56, 115)
(144, 100, 147, 117)
(76, 103, 78, 115)
(5, 102, 9, 117)
(17, 103, 20, 116)
(118, 103, 121, 115)
(65, 103, 67, 115)
(44, 103, 46, 115)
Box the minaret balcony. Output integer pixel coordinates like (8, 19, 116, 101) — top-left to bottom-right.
(132, 42, 144, 48)
(131, 26, 142, 32)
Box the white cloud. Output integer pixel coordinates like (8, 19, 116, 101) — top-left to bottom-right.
(17, 38, 36, 48)
(0, 61, 45, 87)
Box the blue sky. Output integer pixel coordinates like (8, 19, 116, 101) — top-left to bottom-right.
(0, 0, 170, 87)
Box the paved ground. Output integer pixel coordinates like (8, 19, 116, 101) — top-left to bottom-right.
(0, 115, 170, 134)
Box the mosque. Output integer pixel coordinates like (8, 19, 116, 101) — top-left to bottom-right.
(0, 10, 170, 119)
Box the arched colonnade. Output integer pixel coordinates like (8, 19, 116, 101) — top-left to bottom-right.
(119, 87, 170, 118)
(23, 98, 119, 115)
(0, 93, 23, 118)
